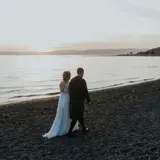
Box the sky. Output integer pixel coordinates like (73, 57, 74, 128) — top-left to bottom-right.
(0, 0, 160, 52)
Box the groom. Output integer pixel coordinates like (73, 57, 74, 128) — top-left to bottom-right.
(67, 67, 91, 137)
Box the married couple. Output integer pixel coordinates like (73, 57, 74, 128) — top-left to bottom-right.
(43, 67, 91, 138)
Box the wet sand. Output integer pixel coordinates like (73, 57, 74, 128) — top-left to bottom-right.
(1, 80, 160, 159)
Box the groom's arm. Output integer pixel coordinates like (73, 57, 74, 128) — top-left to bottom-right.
(83, 79, 91, 103)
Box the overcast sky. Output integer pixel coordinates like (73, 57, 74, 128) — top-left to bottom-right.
(0, 0, 160, 51)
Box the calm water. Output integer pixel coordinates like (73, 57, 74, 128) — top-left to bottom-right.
(0, 55, 160, 105)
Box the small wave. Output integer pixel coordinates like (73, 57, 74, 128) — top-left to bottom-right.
(1, 89, 22, 94)
(5, 76, 19, 79)
(0, 86, 25, 89)
(10, 92, 60, 99)
(89, 82, 125, 91)
(125, 77, 139, 80)
(107, 83, 125, 88)
(33, 79, 60, 83)
(1, 83, 57, 90)
(1, 87, 56, 95)
(127, 78, 154, 84)
(148, 66, 158, 68)
(143, 78, 154, 81)
(90, 80, 108, 84)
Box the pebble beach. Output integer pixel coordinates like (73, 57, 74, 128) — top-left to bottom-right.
(1, 80, 160, 159)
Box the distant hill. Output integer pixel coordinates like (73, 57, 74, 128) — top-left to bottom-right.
(136, 47, 160, 56)
(0, 48, 146, 56)
(48, 49, 145, 56)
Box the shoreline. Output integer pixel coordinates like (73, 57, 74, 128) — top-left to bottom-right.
(1, 78, 160, 159)
(1, 78, 159, 108)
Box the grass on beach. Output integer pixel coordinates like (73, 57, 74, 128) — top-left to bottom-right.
(1, 80, 160, 159)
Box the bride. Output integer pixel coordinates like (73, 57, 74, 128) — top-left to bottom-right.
(43, 71, 79, 138)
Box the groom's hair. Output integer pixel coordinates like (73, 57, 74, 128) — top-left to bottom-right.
(77, 67, 84, 74)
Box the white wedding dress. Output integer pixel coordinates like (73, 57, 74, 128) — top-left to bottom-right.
(43, 82, 79, 138)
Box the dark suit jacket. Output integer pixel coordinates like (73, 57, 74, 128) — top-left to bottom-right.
(69, 76, 90, 119)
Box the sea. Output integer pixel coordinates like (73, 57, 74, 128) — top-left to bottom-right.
(0, 55, 160, 105)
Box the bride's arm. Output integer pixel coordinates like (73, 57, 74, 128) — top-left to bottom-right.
(60, 81, 66, 92)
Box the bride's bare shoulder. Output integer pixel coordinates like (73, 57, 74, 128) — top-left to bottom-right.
(59, 80, 66, 92)
(60, 80, 65, 84)
(60, 80, 66, 86)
